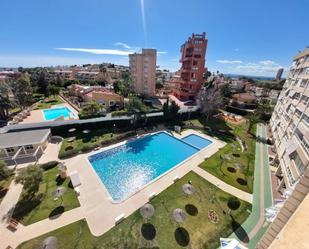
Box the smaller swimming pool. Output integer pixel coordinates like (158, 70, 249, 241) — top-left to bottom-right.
(181, 134, 212, 149)
(43, 106, 75, 121)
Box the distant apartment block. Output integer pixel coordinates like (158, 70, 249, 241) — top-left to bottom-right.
(129, 49, 157, 97)
(170, 32, 207, 101)
(275, 68, 284, 81)
(259, 48, 309, 248)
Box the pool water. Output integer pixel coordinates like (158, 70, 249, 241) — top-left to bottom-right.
(43, 106, 74, 121)
(181, 134, 212, 150)
(89, 132, 212, 202)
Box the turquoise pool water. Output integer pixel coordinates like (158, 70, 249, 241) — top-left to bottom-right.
(43, 106, 74, 121)
(181, 134, 212, 150)
(88, 132, 211, 202)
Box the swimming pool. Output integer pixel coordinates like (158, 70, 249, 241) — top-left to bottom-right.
(42, 106, 75, 121)
(181, 134, 212, 150)
(88, 132, 212, 202)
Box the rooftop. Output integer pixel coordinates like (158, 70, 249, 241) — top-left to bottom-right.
(293, 48, 309, 61)
(0, 129, 51, 149)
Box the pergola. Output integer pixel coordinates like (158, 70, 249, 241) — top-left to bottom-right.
(0, 129, 51, 165)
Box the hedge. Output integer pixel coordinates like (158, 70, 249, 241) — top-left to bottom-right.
(58, 131, 136, 159)
(39, 161, 59, 171)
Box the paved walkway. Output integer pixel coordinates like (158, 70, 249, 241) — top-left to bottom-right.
(0, 181, 23, 225)
(229, 123, 273, 249)
(193, 167, 252, 203)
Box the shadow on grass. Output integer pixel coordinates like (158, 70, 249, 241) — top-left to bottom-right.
(185, 204, 198, 216)
(12, 194, 43, 221)
(0, 187, 8, 199)
(141, 223, 156, 240)
(56, 175, 65, 186)
(175, 227, 190, 247)
(49, 206, 65, 220)
(231, 216, 249, 243)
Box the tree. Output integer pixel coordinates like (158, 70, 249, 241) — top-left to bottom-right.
(0, 160, 11, 181)
(79, 101, 105, 118)
(126, 97, 148, 114)
(47, 84, 60, 97)
(256, 99, 273, 121)
(198, 84, 223, 121)
(247, 113, 259, 134)
(55, 75, 64, 88)
(163, 99, 180, 122)
(15, 166, 43, 197)
(12, 75, 33, 108)
(37, 71, 48, 96)
(0, 83, 13, 120)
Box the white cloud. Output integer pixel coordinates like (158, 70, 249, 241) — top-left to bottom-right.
(216, 60, 243, 64)
(56, 47, 135, 56)
(236, 60, 285, 74)
(56, 47, 167, 56)
(114, 42, 132, 49)
(0, 55, 129, 67)
(259, 60, 279, 66)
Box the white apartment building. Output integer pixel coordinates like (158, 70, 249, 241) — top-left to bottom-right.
(129, 49, 157, 97)
(270, 48, 309, 190)
(258, 48, 309, 249)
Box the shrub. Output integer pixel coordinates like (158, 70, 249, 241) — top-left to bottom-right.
(65, 146, 74, 151)
(40, 161, 59, 171)
(59, 148, 79, 159)
(111, 110, 129, 117)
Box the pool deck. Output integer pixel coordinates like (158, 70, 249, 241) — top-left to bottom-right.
(0, 129, 253, 248)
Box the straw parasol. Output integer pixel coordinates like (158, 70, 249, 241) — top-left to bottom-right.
(52, 186, 67, 204)
(140, 203, 155, 219)
(182, 184, 196, 196)
(40, 236, 57, 249)
(172, 208, 187, 223)
(68, 128, 76, 133)
(67, 136, 76, 142)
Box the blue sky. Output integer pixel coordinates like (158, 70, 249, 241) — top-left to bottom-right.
(0, 0, 308, 76)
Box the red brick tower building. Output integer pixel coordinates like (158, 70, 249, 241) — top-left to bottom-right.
(170, 32, 207, 101)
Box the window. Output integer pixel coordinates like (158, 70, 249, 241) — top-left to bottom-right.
(25, 145, 33, 150)
(291, 151, 306, 175)
(301, 95, 309, 105)
(6, 147, 15, 153)
(109, 101, 115, 106)
(303, 113, 309, 126)
(295, 109, 302, 118)
(300, 79, 308, 88)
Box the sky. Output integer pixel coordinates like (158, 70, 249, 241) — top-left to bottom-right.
(0, 0, 308, 77)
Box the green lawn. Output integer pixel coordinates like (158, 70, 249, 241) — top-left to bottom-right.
(0, 176, 13, 204)
(59, 129, 134, 158)
(18, 171, 251, 249)
(195, 117, 256, 193)
(12, 166, 80, 226)
(33, 95, 64, 110)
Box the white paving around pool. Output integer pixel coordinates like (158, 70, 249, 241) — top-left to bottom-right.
(64, 129, 227, 236)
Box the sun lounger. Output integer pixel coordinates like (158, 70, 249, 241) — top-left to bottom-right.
(115, 213, 125, 224)
(7, 218, 19, 230)
(148, 192, 156, 200)
(74, 186, 80, 196)
(174, 176, 180, 182)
